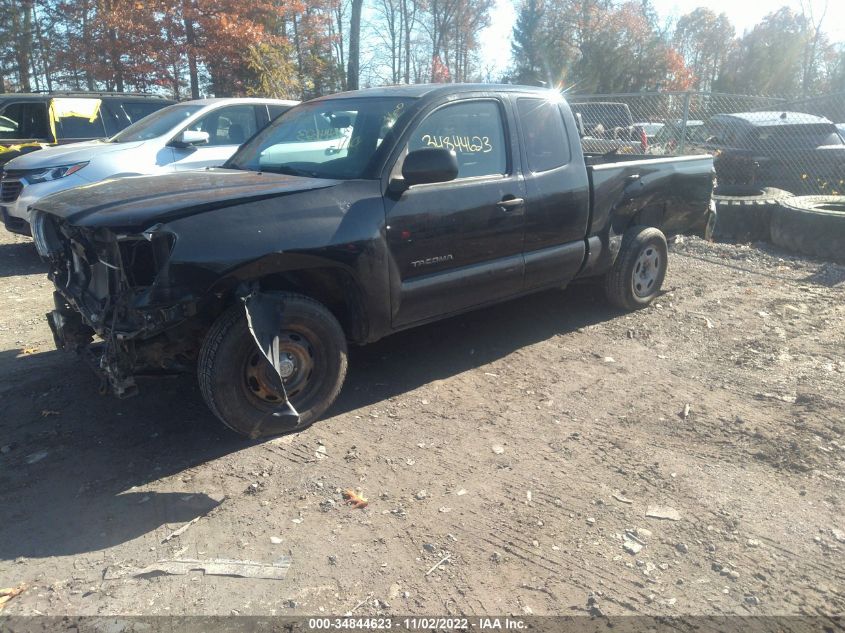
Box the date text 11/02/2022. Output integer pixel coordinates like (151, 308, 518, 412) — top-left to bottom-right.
(306, 617, 526, 629)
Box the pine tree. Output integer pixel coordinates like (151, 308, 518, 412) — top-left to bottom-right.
(510, 0, 546, 86)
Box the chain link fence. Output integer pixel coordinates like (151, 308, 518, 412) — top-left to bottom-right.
(567, 91, 845, 195)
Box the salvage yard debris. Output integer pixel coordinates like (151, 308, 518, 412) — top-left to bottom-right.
(646, 506, 682, 521)
(342, 489, 369, 509)
(134, 557, 291, 580)
(0, 584, 26, 610)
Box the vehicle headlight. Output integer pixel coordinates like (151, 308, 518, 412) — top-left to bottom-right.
(26, 162, 88, 184)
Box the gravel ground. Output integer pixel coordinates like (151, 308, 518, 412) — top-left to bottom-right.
(0, 228, 843, 618)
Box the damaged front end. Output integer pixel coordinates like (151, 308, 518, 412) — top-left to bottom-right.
(33, 210, 201, 398)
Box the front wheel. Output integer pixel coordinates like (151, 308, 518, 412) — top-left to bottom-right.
(198, 293, 348, 439)
(603, 225, 668, 310)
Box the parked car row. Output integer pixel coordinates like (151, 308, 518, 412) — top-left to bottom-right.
(5, 84, 715, 438)
(1, 97, 298, 235)
(571, 99, 845, 195)
(0, 92, 175, 167)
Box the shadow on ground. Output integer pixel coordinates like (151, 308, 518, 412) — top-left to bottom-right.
(0, 241, 47, 278)
(0, 283, 616, 561)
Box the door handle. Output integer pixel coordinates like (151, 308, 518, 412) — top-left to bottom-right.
(498, 197, 525, 212)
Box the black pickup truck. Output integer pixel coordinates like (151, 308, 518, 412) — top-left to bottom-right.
(31, 84, 714, 438)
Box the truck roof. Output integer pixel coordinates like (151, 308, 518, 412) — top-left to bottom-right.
(309, 83, 559, 101)
(714, 111, 833, 127)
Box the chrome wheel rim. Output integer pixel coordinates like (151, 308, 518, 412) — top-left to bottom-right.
(632, 246, 660, 298)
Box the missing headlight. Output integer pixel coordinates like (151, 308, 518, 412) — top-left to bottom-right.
(117, 232, 174, 288)
(31, 210, 63, 259)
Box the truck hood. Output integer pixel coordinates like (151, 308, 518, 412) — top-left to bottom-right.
(33, 168, 341, 231)
(6, 139, 146, 170)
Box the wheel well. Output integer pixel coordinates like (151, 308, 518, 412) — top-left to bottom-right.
(250, 267, 368, 343)
(630, 204, 665, 231)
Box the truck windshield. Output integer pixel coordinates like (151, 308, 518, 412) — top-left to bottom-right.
(110, 103, 203, 142)
(226, 97, 413, 179)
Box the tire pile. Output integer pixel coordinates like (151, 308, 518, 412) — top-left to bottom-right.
(712, 185, 845, 262)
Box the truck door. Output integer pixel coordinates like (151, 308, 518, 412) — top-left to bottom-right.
(384, 98, 526, 327)
(514, 97, 590, 290)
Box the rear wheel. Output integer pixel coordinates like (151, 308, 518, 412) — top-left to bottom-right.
(198, 294, 347, 439)
(603, 225, 668, 311)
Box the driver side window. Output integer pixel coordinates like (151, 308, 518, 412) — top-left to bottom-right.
(408, 101, 507, 179)
(186, 105, 258, 146)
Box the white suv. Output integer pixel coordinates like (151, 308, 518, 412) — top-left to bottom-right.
(1, 97, 297, 235)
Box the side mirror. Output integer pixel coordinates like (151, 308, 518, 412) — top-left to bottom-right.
(170, 130, 210, 148)
(401, 148, 458, 187)
(574, 113, 586, 137)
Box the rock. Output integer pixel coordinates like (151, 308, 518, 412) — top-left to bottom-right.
(438, 506, 451, 513)
(675, 542, 689, 554)
(415, 490, 427, 500)
(745, 595, 760, 606)
(646, 506, 681, 521)
(728, 570, 740, 580)
(712, 562, 723, 572)
(423, 543, 437, 554)
(613, 493, 634, 504)
(623, 538, 643, 555)
(455, 489, 467, 496)
(635, 528, 653, 539)
(389, 584, 401, 599)
(746, 538, 761, 547)
(270, 536, 283, 544)
(492, 445, 505, 455)
(319, 499, 336, 512)
(831, 528, 845, 543)
(328, 555, 337, 565)
(586, 517, 596, 525)
(491, 551, 503, 563)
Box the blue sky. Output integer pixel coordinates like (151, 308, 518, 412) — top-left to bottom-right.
(479, 0, 845, 77)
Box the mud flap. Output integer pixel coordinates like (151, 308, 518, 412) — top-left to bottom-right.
(242, 293, 301, 436)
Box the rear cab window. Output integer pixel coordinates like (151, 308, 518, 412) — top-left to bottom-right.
(517, 97, 570, 172)
(408, 100, 507, 179)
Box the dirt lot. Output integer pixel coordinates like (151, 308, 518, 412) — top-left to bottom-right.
(0, 227, 843, 619)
